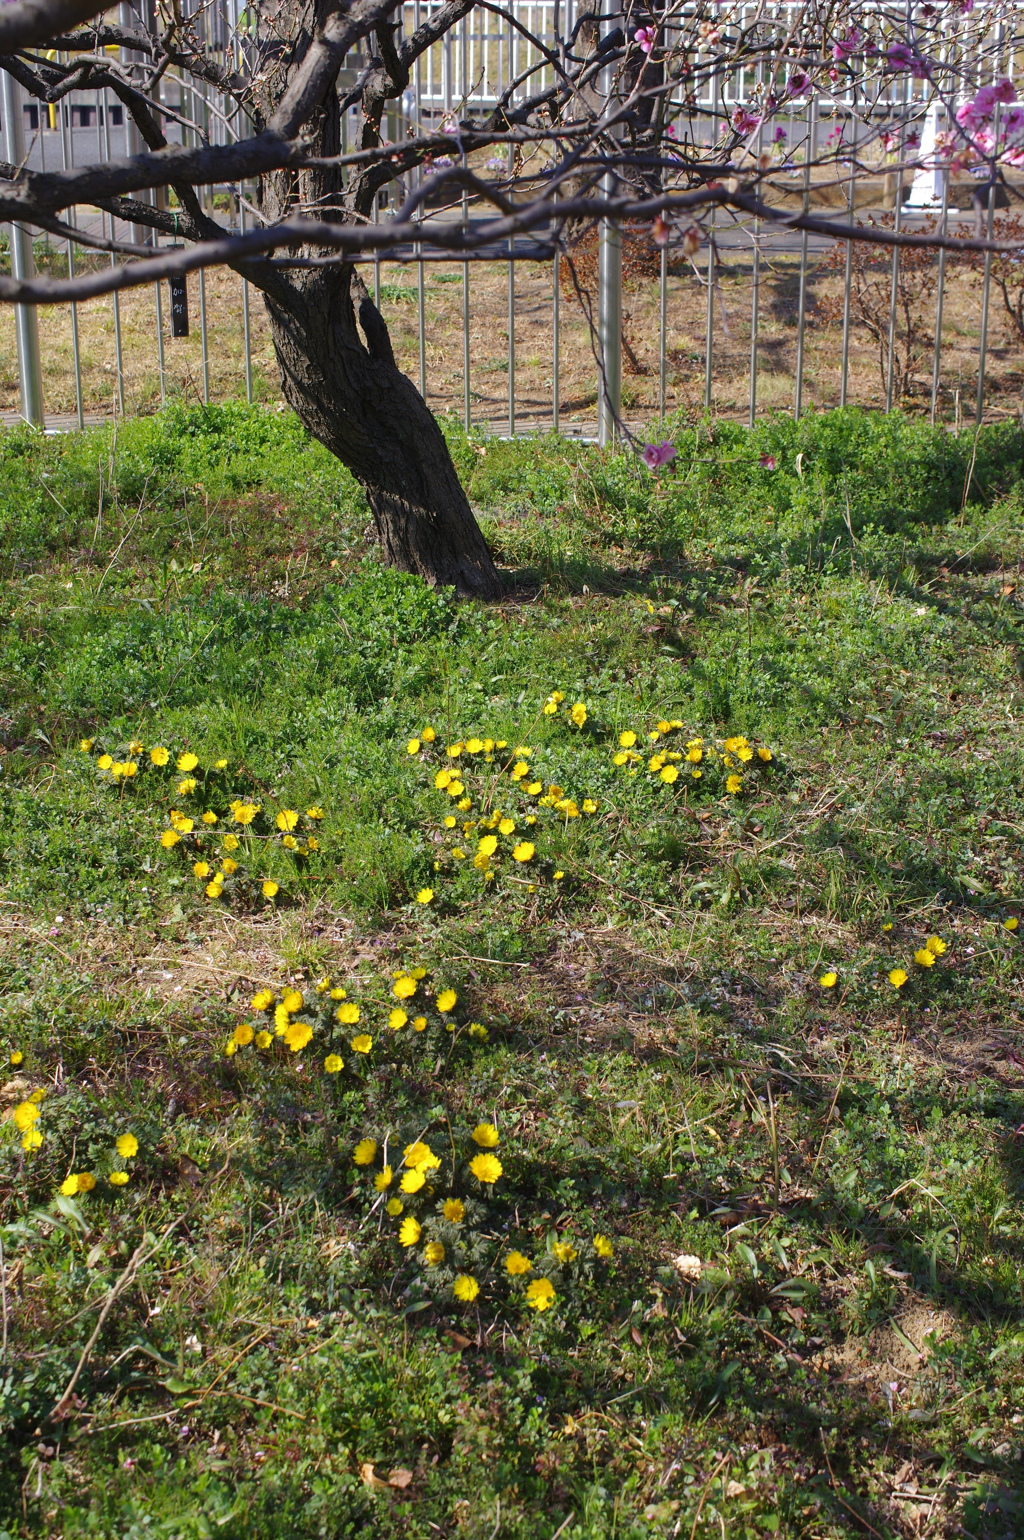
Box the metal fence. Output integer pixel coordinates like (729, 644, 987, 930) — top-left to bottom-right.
(1, 2, 1021, 436)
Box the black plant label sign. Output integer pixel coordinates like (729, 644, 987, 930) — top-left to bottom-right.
(170, 275, 189, 337)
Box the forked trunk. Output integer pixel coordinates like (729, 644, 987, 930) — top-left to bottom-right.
(262, 266, 502, 600)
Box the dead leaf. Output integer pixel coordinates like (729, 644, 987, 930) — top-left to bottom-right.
(388, 1468, 414, 1490)
(725, 1480, 747, 1499)
(443, 1329, 475, 1351)
(672, 1253, 704, 1283)
(359, 1462, 389, 1490)
(630, 1325, 643, 1346)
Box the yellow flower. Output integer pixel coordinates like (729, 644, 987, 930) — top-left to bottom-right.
(21, 1127, 42, 1151)
(551, 1239, 578, 1264)
(582, 799, 598, 813)
(305, 806, 324, 820)
(1005, 917, 1020, 931)
(149, 746, 169, 765)
(511, 761, 529, 779)
(618, 730, 637, 748)
(436, 989, 457, 1013)
(925, 936, 947, 956)
(160, 830, 181, 849)
(79, 738, 94, 752)
(387, 1198, 404, 1216)
(276, 809, 299, 832)
(401, 1168, 426, 1193)
(374, 1165, 393, 1190)
(9, 1050, 23, 1065)
(97, 754, 113, 770)
(351, 1034, 372, 1054)
(109, 1171, 130, 1186)
(446, 742, 463, 758)
(173, 815, 194, 834)
(251, 990, 275, 1011)
(177, 777, 197, 795)
(224, 1037, 238, 1058)
(127, 739, 143, 756)
(404, 1142, 441, 1172)
(330, 987, 347, 1000)
(399, 1216, 422, 1246)
(393, 976, 417, 1000)
(261, 880, 279, 899)
(284, 1020, 313, 1052)
(660, 766, 679, 784)
(274, 1003, 291, 1033)
(819, 972, 837, 989)
(526, 781, 543, 796)
(471, 1123, 499, 1148)
(77, 1173, 97, 1193)
(406, 738, 421, 755)
(914, 948, 936, 968)
(233, 1020, 254, 1046)
(177, 752, 199, 772)
(726, 774, 743, 794)
(206, 881, 224, 899)
(442, 1198, 465, 1222)
(60, 1174, 80, 1196)
(222, 858, 238, 874)
(387, 1009, 408, 1032)
(512, 842, 535, 862)
(232, 803, 259, 825)
(281, 989, 303, 1012)
(466, 738, 484, 754)
(336, 1002, 360, 1025)
(421, 727, 436, 743)
(13, 1102, 40, 1131)
(570, 702, 587, 727)
(453, 1275, 479, 1302)
(223, 833, 240, 851)
(758, 746, 773, 761)
(116, 1133, 139, 1158)
(193, 861, 210, 878)
(498, 817, 516, 836)
(353, 1138, 377, 1166)
(412, 1016, 427, 1032)
(424, 1241, 445, 1266)
(505, 1251, 532, 1275)
(477, 835, 498, 858)
(525, 1278, 556, 1311)
(593, 1234, 614, 1259)
(255, 1031, 272, 1049)
(542, 700, 557, 716)
(416, 888, 434, 904)
(553, 870, 565, 881)
(443, 815, 457, 829)
(469, 1153, 502, 1184)
(215, 758, 228, 769)
(324, 1053, 344, 1073)
(889, 968, 909, 989)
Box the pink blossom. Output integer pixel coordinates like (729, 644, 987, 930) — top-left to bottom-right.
(956, 0, 974, 12)
(1002, 107, 1024, 135)
(886, 44, 930, 79)
(786, 72, 812, 98)
(642, 441, 677, 470)
(634, 26, 656, 54)
(651, 215, 670, 247)
(832, 26, 862, 63)
(993, 78, 1018, 105)
(773, 126, 787, 143)
(759, 453, 777, 470)
(731, 105, 761, 135)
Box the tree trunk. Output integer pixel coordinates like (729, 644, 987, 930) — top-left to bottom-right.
(258, 264, 501, 599)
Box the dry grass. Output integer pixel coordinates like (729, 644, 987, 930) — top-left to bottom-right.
(1, 246, 1021, 428)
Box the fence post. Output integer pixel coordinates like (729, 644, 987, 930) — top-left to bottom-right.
(1, 71, 44, 427)
(597, 0, 621, 447)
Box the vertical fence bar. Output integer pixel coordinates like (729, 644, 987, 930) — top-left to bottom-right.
(749, 93, 763, 428)
(976, 177, 995, 426)
(930, 162, 950, 425)
(552, 188, 560, 433)
(57, 74, 84, 428)
(1, 71, 44, 426)
(199, 266, 210, 403)
(703, 69, 719, 411)
(884, 188, 903, 412)
(839, 159, 855, 409)
(240, 195, 253, 402)
(793, 95, 815, 420)
(101, 87, 125, 417)
(659, 243, 668, 426)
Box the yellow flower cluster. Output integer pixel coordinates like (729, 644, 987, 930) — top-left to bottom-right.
(888, 934, 948, 989)
(224, 969, 487, 1064)
(354, 1121, 614, 1314)
(613, 721, 773, 796)
(49, 1129, 138, 1192)
(409, 713, 602, 898)
(11, 1086, 47, 1151)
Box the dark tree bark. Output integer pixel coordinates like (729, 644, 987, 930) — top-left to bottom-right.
(264, 265, 501, 597)
(241, 0, 502, 599)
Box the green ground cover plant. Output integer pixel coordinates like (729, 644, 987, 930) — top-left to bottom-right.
(0, 402, 1022, 1539)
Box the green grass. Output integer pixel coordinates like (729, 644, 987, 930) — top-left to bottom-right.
(1, 402, 1023, 1539)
